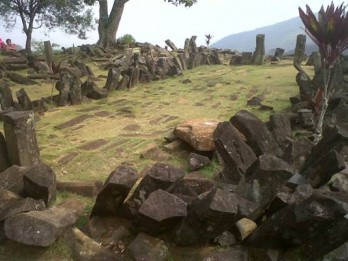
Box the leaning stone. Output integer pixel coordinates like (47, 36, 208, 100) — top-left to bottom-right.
(121, 162, 185, 217)
(7, 72, 37, 85)
(136, 189, 187, 234)
(66, 227, 125, 261)
(4, 199, 85, 247)
(268, 113, 292, 149)
(16, 88, 33, 110)
(237, 154, 296, 208)
(128, 233, 169, 261)
(0, 197, 45, 221)
(104, 67, 121, 92)
(174, 119, 219, 151)
(3, 111, 40, 166)
(0, 82, 14, 110)
(230, 110, 281, 156)
(244, 191, 348, 249)
(81, 80, 108, 100)
(214, 121, 257, 184)
(301, 125, 348, 172)
(0, 132, 10, 172)
(23, 163, 56, 206)
(302, 149, 345, 188)
(232, 218, 257, 241)
(91, 164, 138, 217)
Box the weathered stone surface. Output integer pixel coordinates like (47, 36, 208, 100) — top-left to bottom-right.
(91, 165, 138, 217)
(268, 113, 292, 149)
(302, 149, 345, 188)
(0, 132, 10, 172)
(104, 67, 121, 92)
(282, 137, 313, 171)
(0, 189, 22, 215)
(56, 69, 82, 106)
(7, 72, 37, 85)
(174, 119, 219, 151)
(214, 121, 257, 184)
(4, 199, 85, 247)
(301, 125, 348, 172)
(171, 177, 216, 205)
(0, 82, 14, 111)
(136, 189, 187, 234)
(128, 232, 169, 261)
(67, 227, 125, 261)
(188, 152, 211, 171)
(0, 197, 45, 221)
(3, 111, 40, 166)
(237, 154, 296, 208)
(202, 246, 249, 261)
(121, 162, 185, 217)
(81, 80, 108, 100)
(23, 163, 57, 205)
(175, 188, 238, 245)
(253, 34, 265, 65)
(244, 191, 348, 249)
(330, 173, 348, 193)
(0, 165, 27, 195)
(230, 110, 281, 156)
(16, 88, 33, 110)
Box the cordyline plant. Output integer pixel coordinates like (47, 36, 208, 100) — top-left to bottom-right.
(299, 2, 348, 143)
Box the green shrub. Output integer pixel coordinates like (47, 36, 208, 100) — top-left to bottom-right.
(116, 34, 136, 45)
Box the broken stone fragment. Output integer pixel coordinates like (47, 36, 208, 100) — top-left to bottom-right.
(4, 199, 85, 247)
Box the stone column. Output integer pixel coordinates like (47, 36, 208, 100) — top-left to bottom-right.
(3, 111, 40, 166)
(253, 34, 265, 65)
(293, 34, 307, 69)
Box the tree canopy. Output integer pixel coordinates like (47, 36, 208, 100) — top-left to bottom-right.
(0, 0, 95, 51)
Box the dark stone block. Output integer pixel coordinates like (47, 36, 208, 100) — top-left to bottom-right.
(91, 165, 138, 217)
(0, 165, 28, 195)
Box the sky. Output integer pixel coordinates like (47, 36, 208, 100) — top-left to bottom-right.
(0, 0, 345, 49)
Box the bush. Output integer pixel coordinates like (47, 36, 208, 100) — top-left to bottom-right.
(116, 34, 136, 46)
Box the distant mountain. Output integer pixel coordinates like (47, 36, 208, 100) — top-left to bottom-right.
(211, 16, 318, 55)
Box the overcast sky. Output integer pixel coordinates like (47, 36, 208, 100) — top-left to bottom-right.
(1, 0, 345, 48)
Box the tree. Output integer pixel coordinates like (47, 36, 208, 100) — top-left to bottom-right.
(0, 0, 94, 52)
(93, 0, 197, 50)
(299, 2, 348, 143)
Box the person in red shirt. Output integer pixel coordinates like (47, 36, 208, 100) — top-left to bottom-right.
(0, 38, 6, 49)
(5, 39, 17, 51)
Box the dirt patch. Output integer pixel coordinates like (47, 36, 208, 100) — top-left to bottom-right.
(95, 111, 111, 117)
(77, 106, 102, 112)
(78, 139, 109, 151)
(54, 115, 94, 129)
(230, 94, 238, 101)
(58, 152, 79, 165)
(123, 124, 141, 132)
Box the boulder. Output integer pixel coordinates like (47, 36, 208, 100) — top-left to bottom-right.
(214, 121, 257, 184)
(0, 197, 45, 221)
(174, 119, 219, 151)
(0, 132, 10, 172)
(268, 113, 292, 149)
(230, 110, 281, 156)
(4, 199, 85, 247)
(136, 189, 187, 234)
(244, 191, 348, 249)
(16, 88, 33, 110)
(121, 162, 185, 217)
(282, 137, 313, 171)
(91, 164, 138, 217)
(0, 82, 14, 111)
(23, 163, 57, 206)
(237, 154, 296, 208)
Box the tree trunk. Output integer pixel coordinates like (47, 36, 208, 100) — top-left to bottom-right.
(97, 0, 128, 50)
(25, 31, 32, 52)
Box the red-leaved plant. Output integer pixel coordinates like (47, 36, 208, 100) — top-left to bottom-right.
(299, 2, 348, 143)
